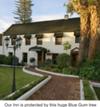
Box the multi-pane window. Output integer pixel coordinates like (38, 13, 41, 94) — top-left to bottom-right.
(25, 38, 31, 45)
(36, 34, 43, 45)
(37, 37, 42, 45)
(54, 32, 63, 45)
(23, 53, 27, 63)
(55, 37, 62, 45)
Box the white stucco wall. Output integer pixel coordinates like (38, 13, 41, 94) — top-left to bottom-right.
(0, 32, 79, 65)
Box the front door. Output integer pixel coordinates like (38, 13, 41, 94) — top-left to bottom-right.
(37, 52, 45, 65)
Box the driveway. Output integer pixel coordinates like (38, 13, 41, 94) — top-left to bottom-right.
(27, 67, 80, 100)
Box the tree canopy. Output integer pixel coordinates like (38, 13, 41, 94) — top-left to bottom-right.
(14, 0, 33, 23)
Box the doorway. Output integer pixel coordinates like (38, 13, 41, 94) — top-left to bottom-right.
(37, 52, 45, 65)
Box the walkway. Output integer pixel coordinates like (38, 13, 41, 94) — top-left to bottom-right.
(27, 67, 80, 100)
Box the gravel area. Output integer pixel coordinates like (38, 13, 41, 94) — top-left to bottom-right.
(27, 67, 80, 100)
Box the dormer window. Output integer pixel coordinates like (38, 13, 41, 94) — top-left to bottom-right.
(24, 34, 31, 45)
(36, 34, 43, 45)
(54, 32, 63, 45)
(10, 35, 17, 45)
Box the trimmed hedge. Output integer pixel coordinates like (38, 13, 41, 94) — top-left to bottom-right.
(0, 55, 19, 65)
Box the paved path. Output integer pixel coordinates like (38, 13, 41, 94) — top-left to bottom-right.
(27, 67, 80, 100)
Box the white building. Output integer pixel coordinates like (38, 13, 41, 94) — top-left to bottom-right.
(0, 18, 80, 66)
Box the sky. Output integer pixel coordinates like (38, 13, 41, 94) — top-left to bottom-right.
(0, 0, 78, 33)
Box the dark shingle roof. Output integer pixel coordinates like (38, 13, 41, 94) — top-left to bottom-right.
(3, 18, 80, 36)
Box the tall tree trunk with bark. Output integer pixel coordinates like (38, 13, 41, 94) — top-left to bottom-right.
(88, 6, 100, 61)
(77, 9, 90, 65)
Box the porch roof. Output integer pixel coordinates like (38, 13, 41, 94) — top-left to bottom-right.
(29, 46, 48, 52)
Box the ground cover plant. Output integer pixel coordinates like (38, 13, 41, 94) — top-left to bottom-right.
(0, 66, 42, 99)
(93, 87, 100, 100)
(83, 80, 95, 100)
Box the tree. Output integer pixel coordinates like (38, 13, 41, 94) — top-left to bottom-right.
(14, 0, 33, 23)
(66, 0, 100, 64)
(66, 0, 90, 64)
(63, 41, 71, 50)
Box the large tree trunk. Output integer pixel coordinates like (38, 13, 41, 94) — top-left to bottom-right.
(88, 6, 99, 61)
(71, 2, 90, 65)
(77, 10, 90, 65)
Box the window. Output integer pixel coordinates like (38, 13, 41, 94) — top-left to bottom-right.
(55, 37, 62, 45)
(36, 34, 43, 45)
(0, 34, 2, 46)
(25, 38, 31, 45)
(11, 38, 15, 45)
(37, 37, 42, 45)
(23, 53, 27, 63)
(54, 32, 63, 45)
(75, 36, 80, 43)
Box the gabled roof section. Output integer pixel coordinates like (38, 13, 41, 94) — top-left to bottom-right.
(3, 18, 80, 36)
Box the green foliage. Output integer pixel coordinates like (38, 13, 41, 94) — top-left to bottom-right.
(14, 0, 33, 23)
(79, 65, 95, 79)
(45, 59, 53, 65)
(56, 53, 70, 68)
(0, 55, 19, 65)
(64, 2, 74, 15)
(62, 67, 72, 74)
(79, 51, 100, 81)
(63, 41, 71, 50)
(52, 67, 61, 73)
(94, 87, 100, 100)
(83, 80, 96, 100)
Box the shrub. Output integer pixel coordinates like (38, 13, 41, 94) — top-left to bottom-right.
(0, 55, 6, 64)
(0, 55, 19, 65)
(56, 53, 70, 68)
(93, 52, 100, 71)
(79, 66, 95, 79)
(45, 59, 52, 65)
(79, 58, 100, 81)
(62, 67, 71, 74)
(52, 67, 61, 73)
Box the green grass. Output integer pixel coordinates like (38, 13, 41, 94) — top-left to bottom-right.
(83, 80, 95, 100)
(94, 87, 100, 100)
(0, 66, 41, 99)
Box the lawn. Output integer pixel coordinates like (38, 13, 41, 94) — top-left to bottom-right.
(83, 80, 95, 100)
(94, 87, 100, 100)
(0, 66, 41, 99)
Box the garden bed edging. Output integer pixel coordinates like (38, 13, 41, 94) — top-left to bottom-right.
(35, 67, 79, 78)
